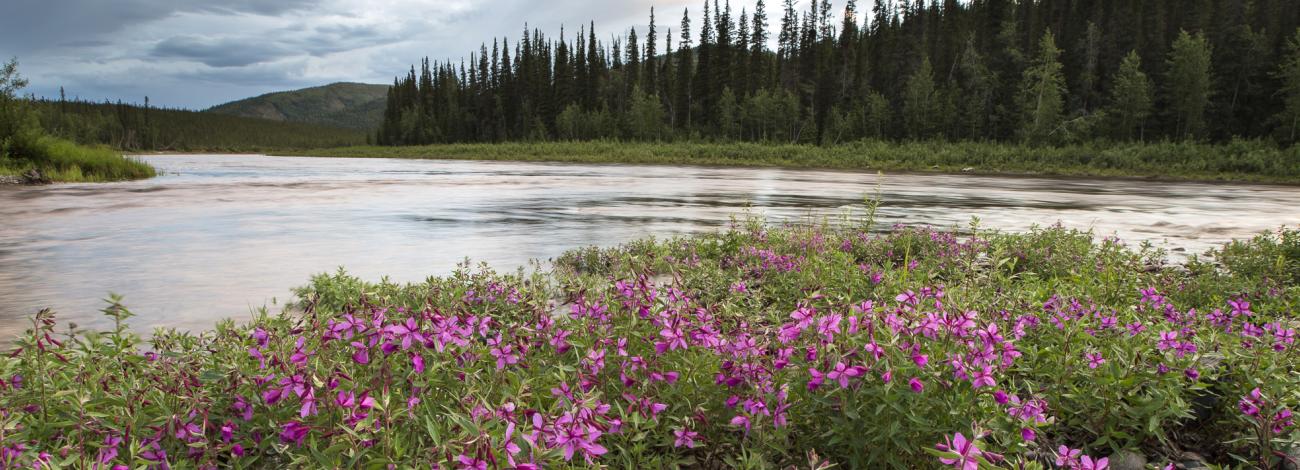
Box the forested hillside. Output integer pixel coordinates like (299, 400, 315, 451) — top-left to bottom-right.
(378, 0, 1300, 146)
(207, 82, 388, 130)
(28, 97, 367, 151)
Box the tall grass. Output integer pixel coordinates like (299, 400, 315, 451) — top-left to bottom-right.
(1, 134, 155, 182)
(288, 139, 1300, 183)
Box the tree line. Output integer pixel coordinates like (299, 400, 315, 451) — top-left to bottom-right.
(378, 0, 1300, 146)
(25, 94, 368, 151)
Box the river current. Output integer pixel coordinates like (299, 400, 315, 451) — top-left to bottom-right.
(2, 154, 1298, 337)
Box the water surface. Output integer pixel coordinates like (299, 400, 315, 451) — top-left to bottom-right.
(2, 154, 1298, 338)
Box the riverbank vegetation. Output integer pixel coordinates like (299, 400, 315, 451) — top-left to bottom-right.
(292, 139, 1300, 183)
(376, 0, 1300, 150)
(1, 59, 155, 183)
(0, 135, 155, 183)
(1, 215, 1296, 468)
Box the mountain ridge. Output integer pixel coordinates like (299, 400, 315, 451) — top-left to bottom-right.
(206, 82, 386, 131)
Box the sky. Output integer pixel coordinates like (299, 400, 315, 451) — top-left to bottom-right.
(0, 0, 805, 110)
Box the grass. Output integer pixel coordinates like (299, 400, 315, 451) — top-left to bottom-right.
(284, 139, 1300, 184)
(1, 216, 1296, 468)
(1, 135, 156, 182)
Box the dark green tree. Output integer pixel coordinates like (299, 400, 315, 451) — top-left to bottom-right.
(1109, 50, 1154, 141)
(1166, 30, 1213, 140)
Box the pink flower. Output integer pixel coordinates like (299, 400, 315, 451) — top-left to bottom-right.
(673, 427, 699, 448)
(411, 353, 425, 373)
(502, 421, 522, 456)
(1239, 388, 1264, 417)
(807, 367, 825, 391)
(994, 390, 1010, 405)
(385, 318, 425, 350)
(657, 327, 688, 353)
(817, 314, 843, 341)
(730, 415, 751, 434)
(1055, 446, 1082, 468)
(826, 361, 864, 388)
(554, 422, 608, 463)
(279, 421, 310, 446)
(936, 433, 981, 470)
(912, 353, 929, 368)
(1273, 408, 1295, 433)
(490, 335, 520, 370)
(790, 306, 816, 329)
(1228, 298, 1251, 316)
(909, 377, 924, 393)
(349, 341, 370, 364)
(970, 365, 995, 389)
(1079, 455, 1109, 470)
(896, 290, 918, 305)
(220, 421, 236, 442)
(1157, 331, 1179, 351)
(456, 454, 488, 470)
(1085, 352, 1105, 369)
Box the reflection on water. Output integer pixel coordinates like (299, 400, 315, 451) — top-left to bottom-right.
(1, 154, 1298, 337)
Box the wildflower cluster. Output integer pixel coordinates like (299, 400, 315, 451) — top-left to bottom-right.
(0, 222, 1296, 468)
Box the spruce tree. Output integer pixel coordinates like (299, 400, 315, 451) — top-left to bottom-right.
(902, 56, 940, 139)
(1109, 50, 1153, 141)
(645, 8, 658, 96)
(750, 0, 770, 93)
(1275, 29, 1300, 143)
(1166, 30, 1213, 140)
(676, 9, 694, 132)
(1019, 30, 1066, 144)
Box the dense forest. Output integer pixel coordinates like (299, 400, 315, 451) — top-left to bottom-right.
(378, 0, 1300, 146)
(26, 97, 367, 151)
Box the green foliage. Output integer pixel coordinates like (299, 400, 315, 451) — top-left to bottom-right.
(956, 38, 996, 140)
(1214, 228, 1300, 287)
(1, 220, 1296, 468)
(206, 82, 389, 130)
(1167, 31, 1214, 140)
(903, 57, 941, 140)
(626, 86, 668, 141)
(1020, 31, 1066, 145)
(1275, 30, 1300, 144)
(1, 57, 34, 158)
(0, 58, 155, 182)
(1, 134, 156, 182)
(1109, 51, 1154, 141)
(860, 90, 892, 140)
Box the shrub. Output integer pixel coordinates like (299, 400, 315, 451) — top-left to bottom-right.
(0, 221, 1295, 468)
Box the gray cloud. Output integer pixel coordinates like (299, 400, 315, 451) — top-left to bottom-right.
(0, 0, 322, 53)
(152, 36, 294, 68)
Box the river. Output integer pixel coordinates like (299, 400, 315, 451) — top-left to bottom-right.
(2, 154, 1298, 338)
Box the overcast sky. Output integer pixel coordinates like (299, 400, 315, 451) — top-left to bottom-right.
(1, 0, 812, 109)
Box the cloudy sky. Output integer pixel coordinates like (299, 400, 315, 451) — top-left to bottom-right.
(1, 0, 804, 109)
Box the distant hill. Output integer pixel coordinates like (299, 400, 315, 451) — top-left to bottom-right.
(206, 82, 387, 131)
(31, 98, 368, 151)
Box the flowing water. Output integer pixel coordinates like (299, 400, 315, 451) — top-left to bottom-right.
(2, 154, 1299, 338)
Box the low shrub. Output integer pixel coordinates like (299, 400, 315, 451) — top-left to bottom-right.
(0, 221, 1295, 468)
